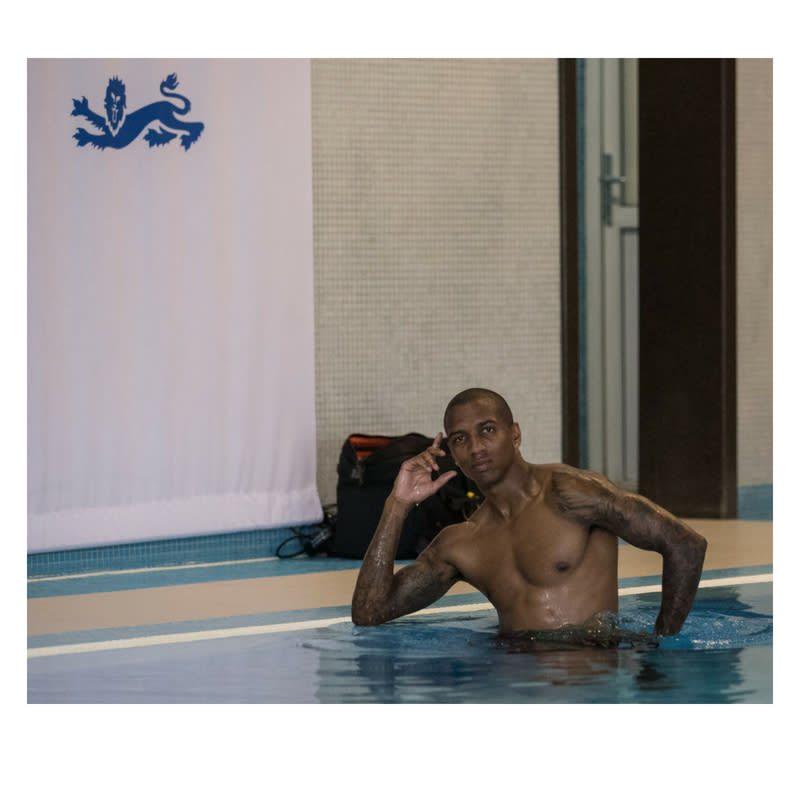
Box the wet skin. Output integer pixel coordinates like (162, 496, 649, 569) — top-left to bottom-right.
(351, 396, 707, 637)
(432, 466, 619, 634)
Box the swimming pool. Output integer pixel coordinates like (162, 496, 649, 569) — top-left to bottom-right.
(27, 573, 771, 703)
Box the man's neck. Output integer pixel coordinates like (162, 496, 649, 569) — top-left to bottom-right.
(478, 458, 540, 521)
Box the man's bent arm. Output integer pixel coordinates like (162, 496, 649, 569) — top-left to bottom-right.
(553, 471, 708, 636)
(351, 433, 459, 627)
(351, 494, 458, 626)
(652, 522, 707, 635)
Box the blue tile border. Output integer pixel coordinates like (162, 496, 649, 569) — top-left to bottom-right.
(26, 604, 357, 650)
(619, 563, 771, 589)
(27, 525, 322, 579)
(27, 554, 370, 598)
(737, 484, 773, 521)
(27, 564, 772, 651)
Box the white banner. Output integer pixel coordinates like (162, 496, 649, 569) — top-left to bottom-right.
(28, 59, 321, 552)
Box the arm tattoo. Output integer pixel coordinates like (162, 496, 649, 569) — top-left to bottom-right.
(552, 470, 633, 535)
(552, 470, 680, 551)
(551, 469, 708, 635)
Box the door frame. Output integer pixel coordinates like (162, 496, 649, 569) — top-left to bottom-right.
(558, 58, 737, 517)
(559, 58, 581, 468)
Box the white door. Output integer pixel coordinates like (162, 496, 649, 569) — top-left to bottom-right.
(583, 58, 639, 489)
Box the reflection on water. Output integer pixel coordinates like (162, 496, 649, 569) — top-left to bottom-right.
(310, 624, 765, 703)
(502, 610, 660, 650)
(309, 585, 772, 703)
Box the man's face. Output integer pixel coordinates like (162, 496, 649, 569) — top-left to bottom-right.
(444, 398, 520, 486)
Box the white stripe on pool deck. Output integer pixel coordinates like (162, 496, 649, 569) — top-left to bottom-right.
(27, 555, 282, 582)
(27, 572, 772, 659)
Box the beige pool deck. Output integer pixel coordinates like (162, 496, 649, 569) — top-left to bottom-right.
(28, 518, 773, 638)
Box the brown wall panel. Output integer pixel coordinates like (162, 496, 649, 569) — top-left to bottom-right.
(638, 58, 737, 517)
(559, 59, 580, 467)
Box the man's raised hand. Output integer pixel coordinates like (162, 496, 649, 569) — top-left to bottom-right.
(392, 433, 457, 508)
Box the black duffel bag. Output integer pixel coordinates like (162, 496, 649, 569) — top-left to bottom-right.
(331, 432, 482, 559)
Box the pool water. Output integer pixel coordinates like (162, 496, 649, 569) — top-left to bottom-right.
(311, 584, 771, 703)
(27, 581, 772, 703)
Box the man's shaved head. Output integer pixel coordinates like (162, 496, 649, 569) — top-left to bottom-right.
(444, 388, 514, 433)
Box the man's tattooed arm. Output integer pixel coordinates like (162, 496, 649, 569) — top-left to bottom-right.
(551, 469, 708, 636)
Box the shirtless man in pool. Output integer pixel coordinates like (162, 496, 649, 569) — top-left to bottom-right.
(351, 388, 707, 638)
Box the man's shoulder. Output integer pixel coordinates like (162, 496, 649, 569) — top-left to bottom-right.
(534, 462, 577, 480)
(534, 462, 615, 484)
(533, 462, 596, 487)
(433, 517, 477, 544)
(534, 463, 619, 508)
(424, 517, 480, 557)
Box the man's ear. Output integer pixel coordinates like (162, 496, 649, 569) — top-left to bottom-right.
(512, 422, 521, 448)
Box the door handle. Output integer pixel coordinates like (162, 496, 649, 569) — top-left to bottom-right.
(600, 153, 626, 226)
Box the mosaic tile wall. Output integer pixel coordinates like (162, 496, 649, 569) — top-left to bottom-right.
(27, 526, 306, 577)
(310, 58, 562, 505)
(736, 59, 772, 497)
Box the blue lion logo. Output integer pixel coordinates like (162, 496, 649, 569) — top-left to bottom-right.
(72, 73, 204, 150)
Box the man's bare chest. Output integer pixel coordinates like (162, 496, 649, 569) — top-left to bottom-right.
(457, 498, 603, 592)
(511, 500, 594, 574)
